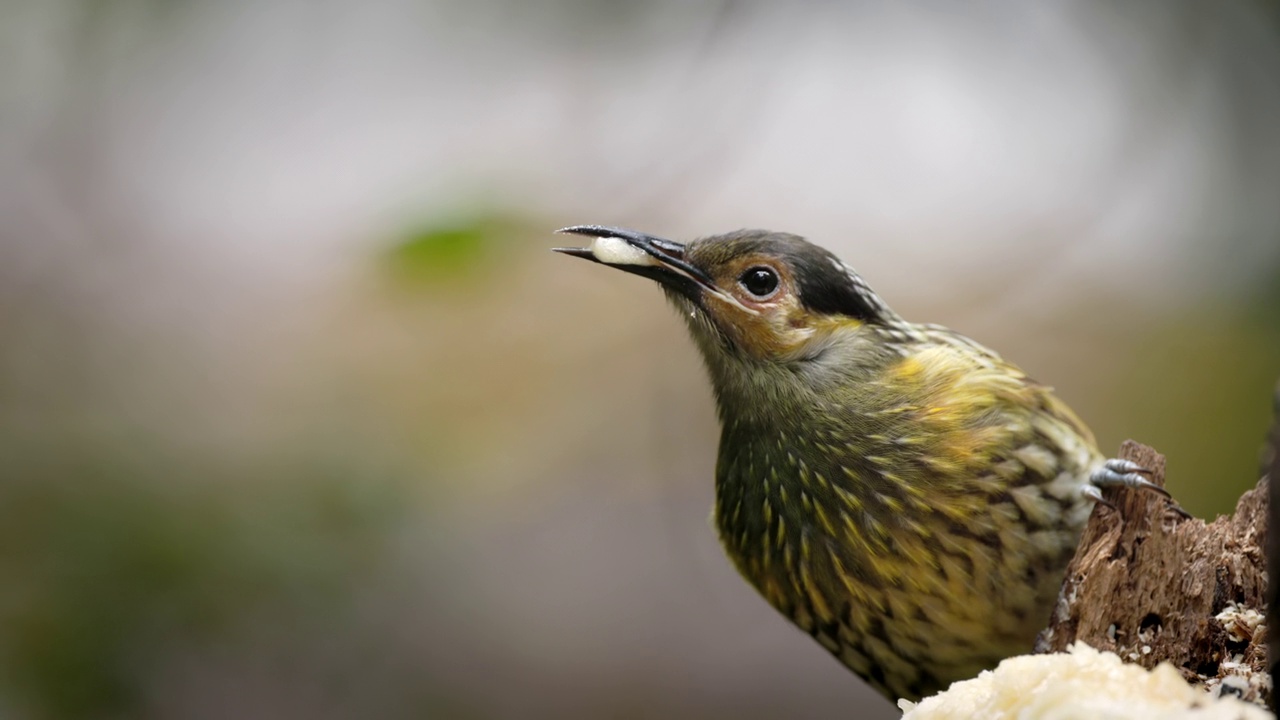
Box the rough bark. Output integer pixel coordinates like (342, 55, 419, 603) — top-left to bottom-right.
(1036, 439, 1271, 707)
(1267, 380, 1280, 715)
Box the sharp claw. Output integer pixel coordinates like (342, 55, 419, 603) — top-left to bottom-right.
(1103, 459, 1152, 476)
(1082, 483, 1117, 511)
(1092, 461, 1168, 495)
(1137, 480, 1172, 499)
(1087, 456, 1190, 517)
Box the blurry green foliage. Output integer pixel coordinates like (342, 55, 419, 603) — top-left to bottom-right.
(0, 446, 411, 719)
(384, 212, 530, 284)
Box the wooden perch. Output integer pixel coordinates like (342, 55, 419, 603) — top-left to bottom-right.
(1267, 380, 1280, 716)
(1035, 439, 1271, 706)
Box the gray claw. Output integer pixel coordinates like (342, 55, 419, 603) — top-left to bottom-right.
(1081, 483, 1116, 511)
(1102, 458, 1153, 477)
(1089, 459, 1171, 498)
(1087, 457, 1193, 519)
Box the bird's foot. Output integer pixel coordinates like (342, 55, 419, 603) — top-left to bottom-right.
(1089, 459, 1167, 496)
(1086, 458, 1193, 519)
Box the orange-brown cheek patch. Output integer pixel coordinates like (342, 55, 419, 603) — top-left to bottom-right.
(731, 304, 839, 361)
(726, 315, 789, 359)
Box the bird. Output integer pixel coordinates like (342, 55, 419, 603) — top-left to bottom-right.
(553, 225, 1173, 702)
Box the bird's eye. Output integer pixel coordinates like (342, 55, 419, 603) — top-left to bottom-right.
(738, 266, 780, 299)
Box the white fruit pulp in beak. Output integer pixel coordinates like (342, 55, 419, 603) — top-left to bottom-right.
(589, 235, 660, 266)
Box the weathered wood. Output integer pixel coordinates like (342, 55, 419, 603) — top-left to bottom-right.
(1266, 380, 1280, 716)
(1036, 439, 1270, 706)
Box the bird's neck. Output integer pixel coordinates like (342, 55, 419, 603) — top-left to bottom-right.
(694, 323, 898, 427)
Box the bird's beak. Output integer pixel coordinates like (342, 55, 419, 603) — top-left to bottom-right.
(552, 225, 717, 304)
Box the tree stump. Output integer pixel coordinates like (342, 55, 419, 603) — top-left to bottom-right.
(1036, 440, 1270, 706)
(1267, 380, 1280, 715)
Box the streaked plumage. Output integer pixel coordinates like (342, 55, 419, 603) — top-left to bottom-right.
(555, 226, 1167, 702)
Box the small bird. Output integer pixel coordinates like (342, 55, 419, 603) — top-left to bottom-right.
(554, 225, 1171, 702)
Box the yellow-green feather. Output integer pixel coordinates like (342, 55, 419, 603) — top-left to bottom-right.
(712, 331, 1100, 701)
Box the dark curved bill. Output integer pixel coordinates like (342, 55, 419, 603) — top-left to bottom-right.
(552, 225, 715, 287)
(549, 246, 596, 260)
(552, 224, 757, 316)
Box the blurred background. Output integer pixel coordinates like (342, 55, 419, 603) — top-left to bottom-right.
(2, 1, 1279, 718)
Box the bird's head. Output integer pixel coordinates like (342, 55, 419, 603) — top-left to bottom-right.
(554, 225, 899, 369)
